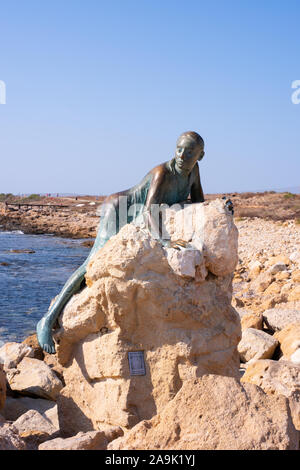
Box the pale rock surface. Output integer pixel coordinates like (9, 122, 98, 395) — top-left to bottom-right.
(7, 357, 63, 400)
(53, 201, 241, 435)
(242, 359, 300, 430)
(238, 328, 278, 363)
(13, 409, 59, 449)
(163, 199, 238, 277)
(263, 308, 300, 332)
(0, 365, 6, 410)
(109, 375, 299, 450)
(39, 426, 123, 450)
(291, 349, 300, 365)
(0, 342, 34, 370)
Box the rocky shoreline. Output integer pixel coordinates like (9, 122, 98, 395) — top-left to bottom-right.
(1, 191, 300, 240)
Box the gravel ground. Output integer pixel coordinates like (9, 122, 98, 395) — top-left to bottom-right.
(236, 218, 300, 262)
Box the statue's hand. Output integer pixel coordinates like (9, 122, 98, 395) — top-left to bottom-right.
(170, 239, 188, 250)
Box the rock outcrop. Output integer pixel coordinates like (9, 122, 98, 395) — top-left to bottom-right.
(52, 200, 241, 435)
(109, 375, 299, 450)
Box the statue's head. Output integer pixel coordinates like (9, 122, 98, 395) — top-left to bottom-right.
(175, 131, 205, 174)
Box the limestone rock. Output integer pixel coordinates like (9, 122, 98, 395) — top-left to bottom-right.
(0, 423, 27, 450)
(164, 199, 239, 277)
(7, 357, 63, 400)
(0, 342, 34, 370)
(242, 359, 300, 430)
(249, 260, 262, 278)
(109, 375, 299, 450)
(237, 328, 278, 363)
(0, 365, 6, 410)
(22, 334, 44, 360)
(13, 409, 59, 449)
(288, 286, 300, 302)
(240, 313, 263, 331)
(251, 270, 274, 293)
(274, 323, 300, 362)
(54, 203, 241, 434)
(39, 426, 123, 450)
(165, 248, 207, 280)
(263, 308, 300, 332)
(268, 262, 287, 275)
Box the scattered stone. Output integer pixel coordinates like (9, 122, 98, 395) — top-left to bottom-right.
(13, 409, 59, 449)
(109, 375, 299, 450)
(268, 263, 288, 275)
(0, 342, 34, 370)
(288, 286, 300, 302)
(7, 357, 63, 400)
(240, 313, 263, 331)
(238, 328, 278, 363)
(22, 334, 44, 361)
(39, 426, 122, 450)
(0, 423, 27, 450)
(242, 359, 300, 430)
(263, 309, 300, 332)
(274, 323, 300, 362)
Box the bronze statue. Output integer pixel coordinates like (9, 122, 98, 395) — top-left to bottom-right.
(37, 131, 206, 353)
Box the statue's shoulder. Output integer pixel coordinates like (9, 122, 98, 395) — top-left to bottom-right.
(149, 160, 174, 181)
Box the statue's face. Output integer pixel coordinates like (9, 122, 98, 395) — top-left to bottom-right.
(175, 136, 204, 174)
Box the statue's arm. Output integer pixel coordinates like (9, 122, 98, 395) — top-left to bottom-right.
(190, 164, 204, 203)
(143, 169, 166, 241)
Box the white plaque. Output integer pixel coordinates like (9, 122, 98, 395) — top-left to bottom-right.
(128, 351, 146, 376)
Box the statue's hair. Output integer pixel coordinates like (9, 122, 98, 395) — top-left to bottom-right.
(178, 131, 204, 147)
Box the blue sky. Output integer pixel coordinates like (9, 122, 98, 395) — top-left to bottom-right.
(0, 0, 299, 195)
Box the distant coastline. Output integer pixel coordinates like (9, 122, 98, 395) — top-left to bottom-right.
(1, 191, 300, 240)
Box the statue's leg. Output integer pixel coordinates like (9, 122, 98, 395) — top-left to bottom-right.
(36, 199, 119, 354)
(36, 262, 87, 353)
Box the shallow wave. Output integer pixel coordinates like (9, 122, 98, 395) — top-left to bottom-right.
(0, 230, 24, 235)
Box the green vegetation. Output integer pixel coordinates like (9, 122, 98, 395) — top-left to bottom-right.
(0, 193, 14, 201)
(26, 194, 41, 200)
(283, 192, 296, 199)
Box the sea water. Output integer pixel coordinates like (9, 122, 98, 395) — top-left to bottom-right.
(0, 231, 90, 345)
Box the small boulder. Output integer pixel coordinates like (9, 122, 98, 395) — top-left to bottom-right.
(242, 359, 300, 430)
(0, 342, 34, 370)
(240, 313, 263, 331)
(7, 357, 63, 401)
(274, 323, 300, 362)
(13, 409, 59, 449)
(263, 308, 300, 332)
(0, 423, 27, 450)
(39, 426, 123, 450)
(238, 328, 278, 363)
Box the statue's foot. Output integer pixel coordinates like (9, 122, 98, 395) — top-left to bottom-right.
(36, 319, 56, 354)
